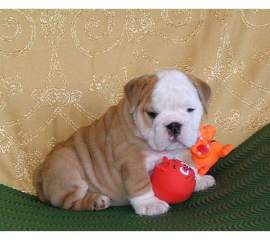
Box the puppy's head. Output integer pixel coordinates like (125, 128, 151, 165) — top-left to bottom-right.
(124, 69, 211, 151)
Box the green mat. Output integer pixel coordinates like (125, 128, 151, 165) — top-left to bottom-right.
(1, 124, 270, 231)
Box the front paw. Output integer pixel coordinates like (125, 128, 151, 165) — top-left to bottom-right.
(133, 197, 169, 216)
(195, 175, 216, 192)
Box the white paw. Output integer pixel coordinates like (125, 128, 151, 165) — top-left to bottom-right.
(194, 175, 216, 192)
(92, 195, 111, 211)
(133, 197, 169, 216)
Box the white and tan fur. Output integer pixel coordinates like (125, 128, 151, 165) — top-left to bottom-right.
(34, 69, 215, 216)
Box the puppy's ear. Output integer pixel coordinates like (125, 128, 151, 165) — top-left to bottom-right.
(187, 73, 211, 113)
(124, 75, 154, 113)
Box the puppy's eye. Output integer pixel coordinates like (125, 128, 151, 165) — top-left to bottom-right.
(187, 108, 195, 113)
(147, 111, 158, 119)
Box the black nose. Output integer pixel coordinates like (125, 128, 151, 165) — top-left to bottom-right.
(166, 122, 182, 136)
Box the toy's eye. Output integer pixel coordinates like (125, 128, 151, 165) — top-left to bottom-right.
(187, 108, 195, 113)
(179, 166, 189, 176)
(147, 111, 158, 119)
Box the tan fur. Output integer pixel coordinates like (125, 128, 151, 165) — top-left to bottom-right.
(124, 74, 157, 114)
(186, 73, 211, 113)
(134, 75, 158, 128)
(35, 75, 157, 211)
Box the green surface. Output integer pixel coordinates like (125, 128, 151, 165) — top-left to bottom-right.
(1, 124, 270, 231)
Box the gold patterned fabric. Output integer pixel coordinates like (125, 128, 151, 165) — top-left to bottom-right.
(0, 10, 269, 194)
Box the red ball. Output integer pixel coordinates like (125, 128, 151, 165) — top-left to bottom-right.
(151, 157, 196, 204)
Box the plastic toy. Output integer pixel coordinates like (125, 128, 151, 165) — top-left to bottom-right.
(151, 157, 196, 204)
(192, 125, 233, 176)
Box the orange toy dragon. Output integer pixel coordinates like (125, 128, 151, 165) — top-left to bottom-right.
(191, 125, 233, 176)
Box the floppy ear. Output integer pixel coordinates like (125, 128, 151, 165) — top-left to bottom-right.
(186, 73, 211, 113)
(124, 75, 153, 113)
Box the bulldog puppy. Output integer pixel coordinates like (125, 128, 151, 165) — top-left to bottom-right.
(35, 69, 215, 216)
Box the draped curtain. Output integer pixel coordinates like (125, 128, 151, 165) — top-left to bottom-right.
(0, 10, 269, 194)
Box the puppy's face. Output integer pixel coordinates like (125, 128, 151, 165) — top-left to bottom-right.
(125, 70, 211, 152)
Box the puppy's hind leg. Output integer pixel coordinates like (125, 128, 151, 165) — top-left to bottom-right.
(61, 184, 111, 211)
(39, 146, 111, 211)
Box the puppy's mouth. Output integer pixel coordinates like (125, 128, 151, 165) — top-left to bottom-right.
(168, 135, 188, 148)
(169, 135, 178, 143)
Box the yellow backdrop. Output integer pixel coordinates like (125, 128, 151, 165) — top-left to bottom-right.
(0, 10, 269, 194)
